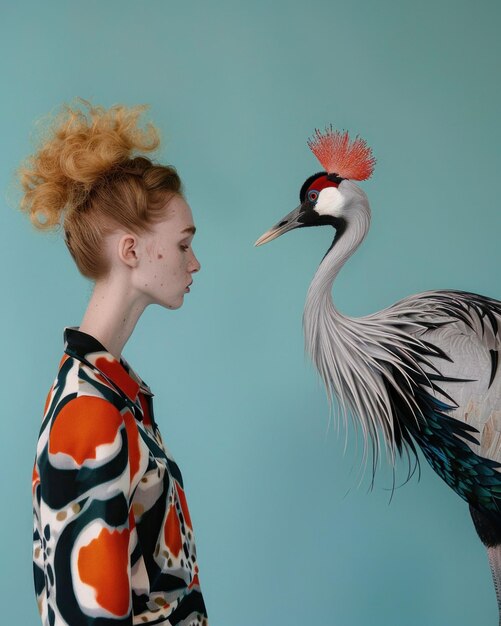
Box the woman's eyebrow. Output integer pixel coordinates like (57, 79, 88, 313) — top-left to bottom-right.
(180, 226, 196, 235)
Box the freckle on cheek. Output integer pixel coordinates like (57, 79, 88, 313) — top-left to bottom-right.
(158, 254, 163, 259)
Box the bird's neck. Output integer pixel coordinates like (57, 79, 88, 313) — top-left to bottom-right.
(301, 199, 392, 473)
(304, 203, 371, 317)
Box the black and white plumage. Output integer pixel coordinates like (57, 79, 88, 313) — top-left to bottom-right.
(255, 128, 501, 620)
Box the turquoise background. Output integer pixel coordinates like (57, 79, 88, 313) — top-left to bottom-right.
(1, 0, 500, 624)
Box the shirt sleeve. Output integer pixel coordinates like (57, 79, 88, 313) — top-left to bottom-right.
(35, 395, 134, 625)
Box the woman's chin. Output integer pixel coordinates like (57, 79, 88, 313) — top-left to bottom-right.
(157, 295, 184, 311)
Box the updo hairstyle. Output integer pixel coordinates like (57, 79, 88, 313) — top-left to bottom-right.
(17, 97, 183, 280)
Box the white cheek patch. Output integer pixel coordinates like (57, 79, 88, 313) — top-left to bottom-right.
(314, 187, 344, 217)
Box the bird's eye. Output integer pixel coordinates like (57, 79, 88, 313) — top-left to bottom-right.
(308, 190, 318, 202)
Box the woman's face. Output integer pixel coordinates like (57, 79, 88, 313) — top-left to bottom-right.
(132, 194, 201, 310)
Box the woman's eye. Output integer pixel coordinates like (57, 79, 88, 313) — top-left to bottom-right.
(180, 245, 189, 251)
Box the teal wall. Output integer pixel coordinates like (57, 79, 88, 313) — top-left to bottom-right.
(1, 1, 500, 624)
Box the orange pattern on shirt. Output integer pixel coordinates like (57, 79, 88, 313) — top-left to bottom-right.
(164, 503, 182, 557)
(122, 409, 140, 484)
(188, 573, 200, 590)
(138, 392, 152, 427)
(49, 396, 122, 465)
(78, 527, 130, 616)
(32, 462, 40, 495)
(95, 356, 139, 401)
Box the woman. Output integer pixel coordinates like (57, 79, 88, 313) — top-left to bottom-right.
(18, 98, 208, 626)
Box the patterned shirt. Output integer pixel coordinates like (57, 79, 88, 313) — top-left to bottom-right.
(32, 326, 208, 626)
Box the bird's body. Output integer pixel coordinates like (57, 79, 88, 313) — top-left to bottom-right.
(255, 128, 501, 620)
(303, 185, 501, 499)
(304, 218, 501, 508)
(385, 289, 501, 465)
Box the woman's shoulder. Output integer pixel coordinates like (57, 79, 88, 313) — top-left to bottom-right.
(35, 354, 133, 472)
(38, 354, 128, 439)
(52, 352, 130, 410)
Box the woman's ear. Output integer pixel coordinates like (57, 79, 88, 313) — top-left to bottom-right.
(117, 233, 140, 268)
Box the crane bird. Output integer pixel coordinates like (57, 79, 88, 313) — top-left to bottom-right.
(255, 127, 501, 620)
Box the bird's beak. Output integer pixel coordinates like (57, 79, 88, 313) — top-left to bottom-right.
(254, 205, 303, 247)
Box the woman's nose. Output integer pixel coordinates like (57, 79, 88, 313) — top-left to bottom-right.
(191, 253, 201, 273)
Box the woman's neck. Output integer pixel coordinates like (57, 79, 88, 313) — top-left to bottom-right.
(79, 275, 148, 360)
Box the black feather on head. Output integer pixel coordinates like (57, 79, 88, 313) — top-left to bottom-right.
(299, 171, 344, 203)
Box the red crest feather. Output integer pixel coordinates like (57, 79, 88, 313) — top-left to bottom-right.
(307, 125, 376, 181)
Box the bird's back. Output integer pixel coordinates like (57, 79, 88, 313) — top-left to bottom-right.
(381, 288, 501, 465)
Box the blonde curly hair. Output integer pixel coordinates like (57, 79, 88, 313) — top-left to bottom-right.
(17, 97, 183, 280)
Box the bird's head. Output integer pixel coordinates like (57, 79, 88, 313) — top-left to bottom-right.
(255, 127, 375, 247)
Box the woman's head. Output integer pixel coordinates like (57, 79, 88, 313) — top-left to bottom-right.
(112, 193, 200, 310)
(16, 97, 196, 284)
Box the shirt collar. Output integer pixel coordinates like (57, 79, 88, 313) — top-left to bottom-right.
(63, 326, 154, 404)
